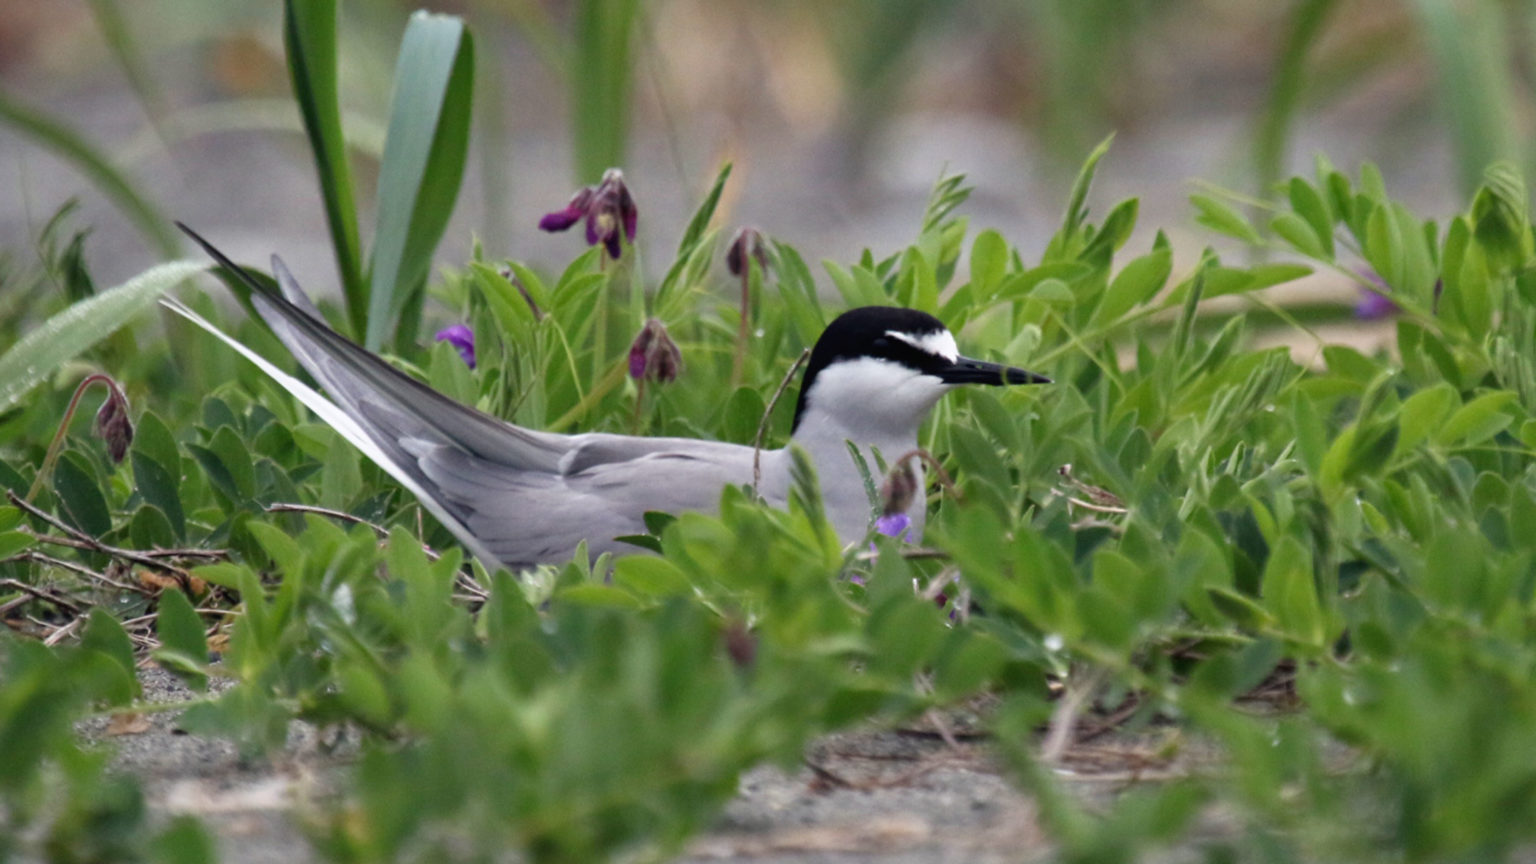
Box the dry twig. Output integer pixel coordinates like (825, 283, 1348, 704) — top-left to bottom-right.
(7, 490, 196, 587)
(752, 348, 811, 498)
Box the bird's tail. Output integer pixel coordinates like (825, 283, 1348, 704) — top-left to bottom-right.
(168, 223, 567, 570)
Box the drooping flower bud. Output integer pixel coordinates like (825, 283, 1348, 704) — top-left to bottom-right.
(93, 379, 133, 464)
(627, 318, 682, 383)
(723, 618, 756, 668)
(434, 324, 476, 369)
(726, 226, 769, 278)
(873, 457, 919, 541)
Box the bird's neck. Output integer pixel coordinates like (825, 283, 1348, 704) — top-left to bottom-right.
(786, 409, 920, 543)
(789, 410, 918, 467)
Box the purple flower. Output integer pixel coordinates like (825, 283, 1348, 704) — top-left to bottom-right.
(539, 168, 638, 260)
(874, 512, 914, 541)
(1355, 288, 1398, 320)
(1353, 266, 1399, 320)
(434, 324, 476, 369)
(538, 186, 593, 232)
(627, 318, 682, 383)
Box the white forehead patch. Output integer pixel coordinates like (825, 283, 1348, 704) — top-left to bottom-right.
(887, 329, 959, 363)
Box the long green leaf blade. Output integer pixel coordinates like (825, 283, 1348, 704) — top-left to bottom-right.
(0, 260, 202, 413)
(0, 90, 176, 256)
(572, 0, 638, 182)
(285, 0, 365, 336)
(365, 12, 475, 350)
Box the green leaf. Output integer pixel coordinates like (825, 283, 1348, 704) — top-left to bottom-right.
(132, 411, 181, 482)
(1081, 197, 1138, 261)
(1270, 212, 1325, 258)
(319, 431, 363, 510)
(366, 12, 475, 350)
(53, 451, 112, 538)
(208, 426, 257, 501)
(1434, 391, 1518, 447)
(1093, 247, 1172, 326)
(968, 229, 1008, 302)
(675, 162, 732, 257)
(129, 504, 177, 552)
(0, 531, 30, 560)
(1288, 176, 1334, 257)
(614, 556, 690, 596)
(558, 583, 645, 608)
(1059, 133, 1114, 241)
(1260, 535, 1325, 648)
(1395, 382, 1458, 455)
(0, 260, 201, 413)
(642, 511, 676, 536)
(285, 0, 365, 336)
(81, 608, 138, 697)
(155, 588, 209, 690)
(1471, 161, 1530, 271)
(721, 386, 766, 445)
(132, 450, 186, 541)
(191, 562, 248, 591)
(1191, 194, 1261, 244)
(246, 521, 303, 578)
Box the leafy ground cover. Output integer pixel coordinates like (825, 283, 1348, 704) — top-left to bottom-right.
(7, 5, 1536, 864)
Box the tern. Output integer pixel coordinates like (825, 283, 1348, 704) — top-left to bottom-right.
(173, 226, 1050, 569)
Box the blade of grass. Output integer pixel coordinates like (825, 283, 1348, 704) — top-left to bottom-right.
(572, 0, 638, 182)
(0, 260, 202, 413)
(365, 11, 475, 351)
(285, 0, 365, 336)
(0, 91, 177, 257)
(1408, 0, 1522, 195)
(1251, 0, 1337, 201)
(120, 99, 386, 168)
(83, 0, 164, 125)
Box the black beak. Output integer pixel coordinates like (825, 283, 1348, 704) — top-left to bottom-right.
(938, 356, 1051, 386)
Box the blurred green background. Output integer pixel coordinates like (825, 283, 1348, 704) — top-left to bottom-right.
(0, 0, 1529, 305)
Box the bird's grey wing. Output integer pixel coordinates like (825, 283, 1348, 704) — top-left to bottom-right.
(412, 440, 759, 564)
(261, 255, 569, 471)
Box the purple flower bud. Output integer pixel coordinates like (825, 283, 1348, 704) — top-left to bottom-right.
(538, 169, 639, 260)
(628, 328, 651, 380)
(434, 324, 476, 369)
(627, 318, 682, 384)
(723, 618, 756, 668)
(726, 227, 769, 278)
(879, 458, 918, 516)
(93, 380, 133, 464)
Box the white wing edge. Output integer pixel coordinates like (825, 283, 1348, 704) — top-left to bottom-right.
(161, 296, 506, 573)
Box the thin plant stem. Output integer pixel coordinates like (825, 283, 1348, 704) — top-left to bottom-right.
(25, 372, 116, 502)
(752, 348, 811, 498)
(731, 266, 750, 388)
